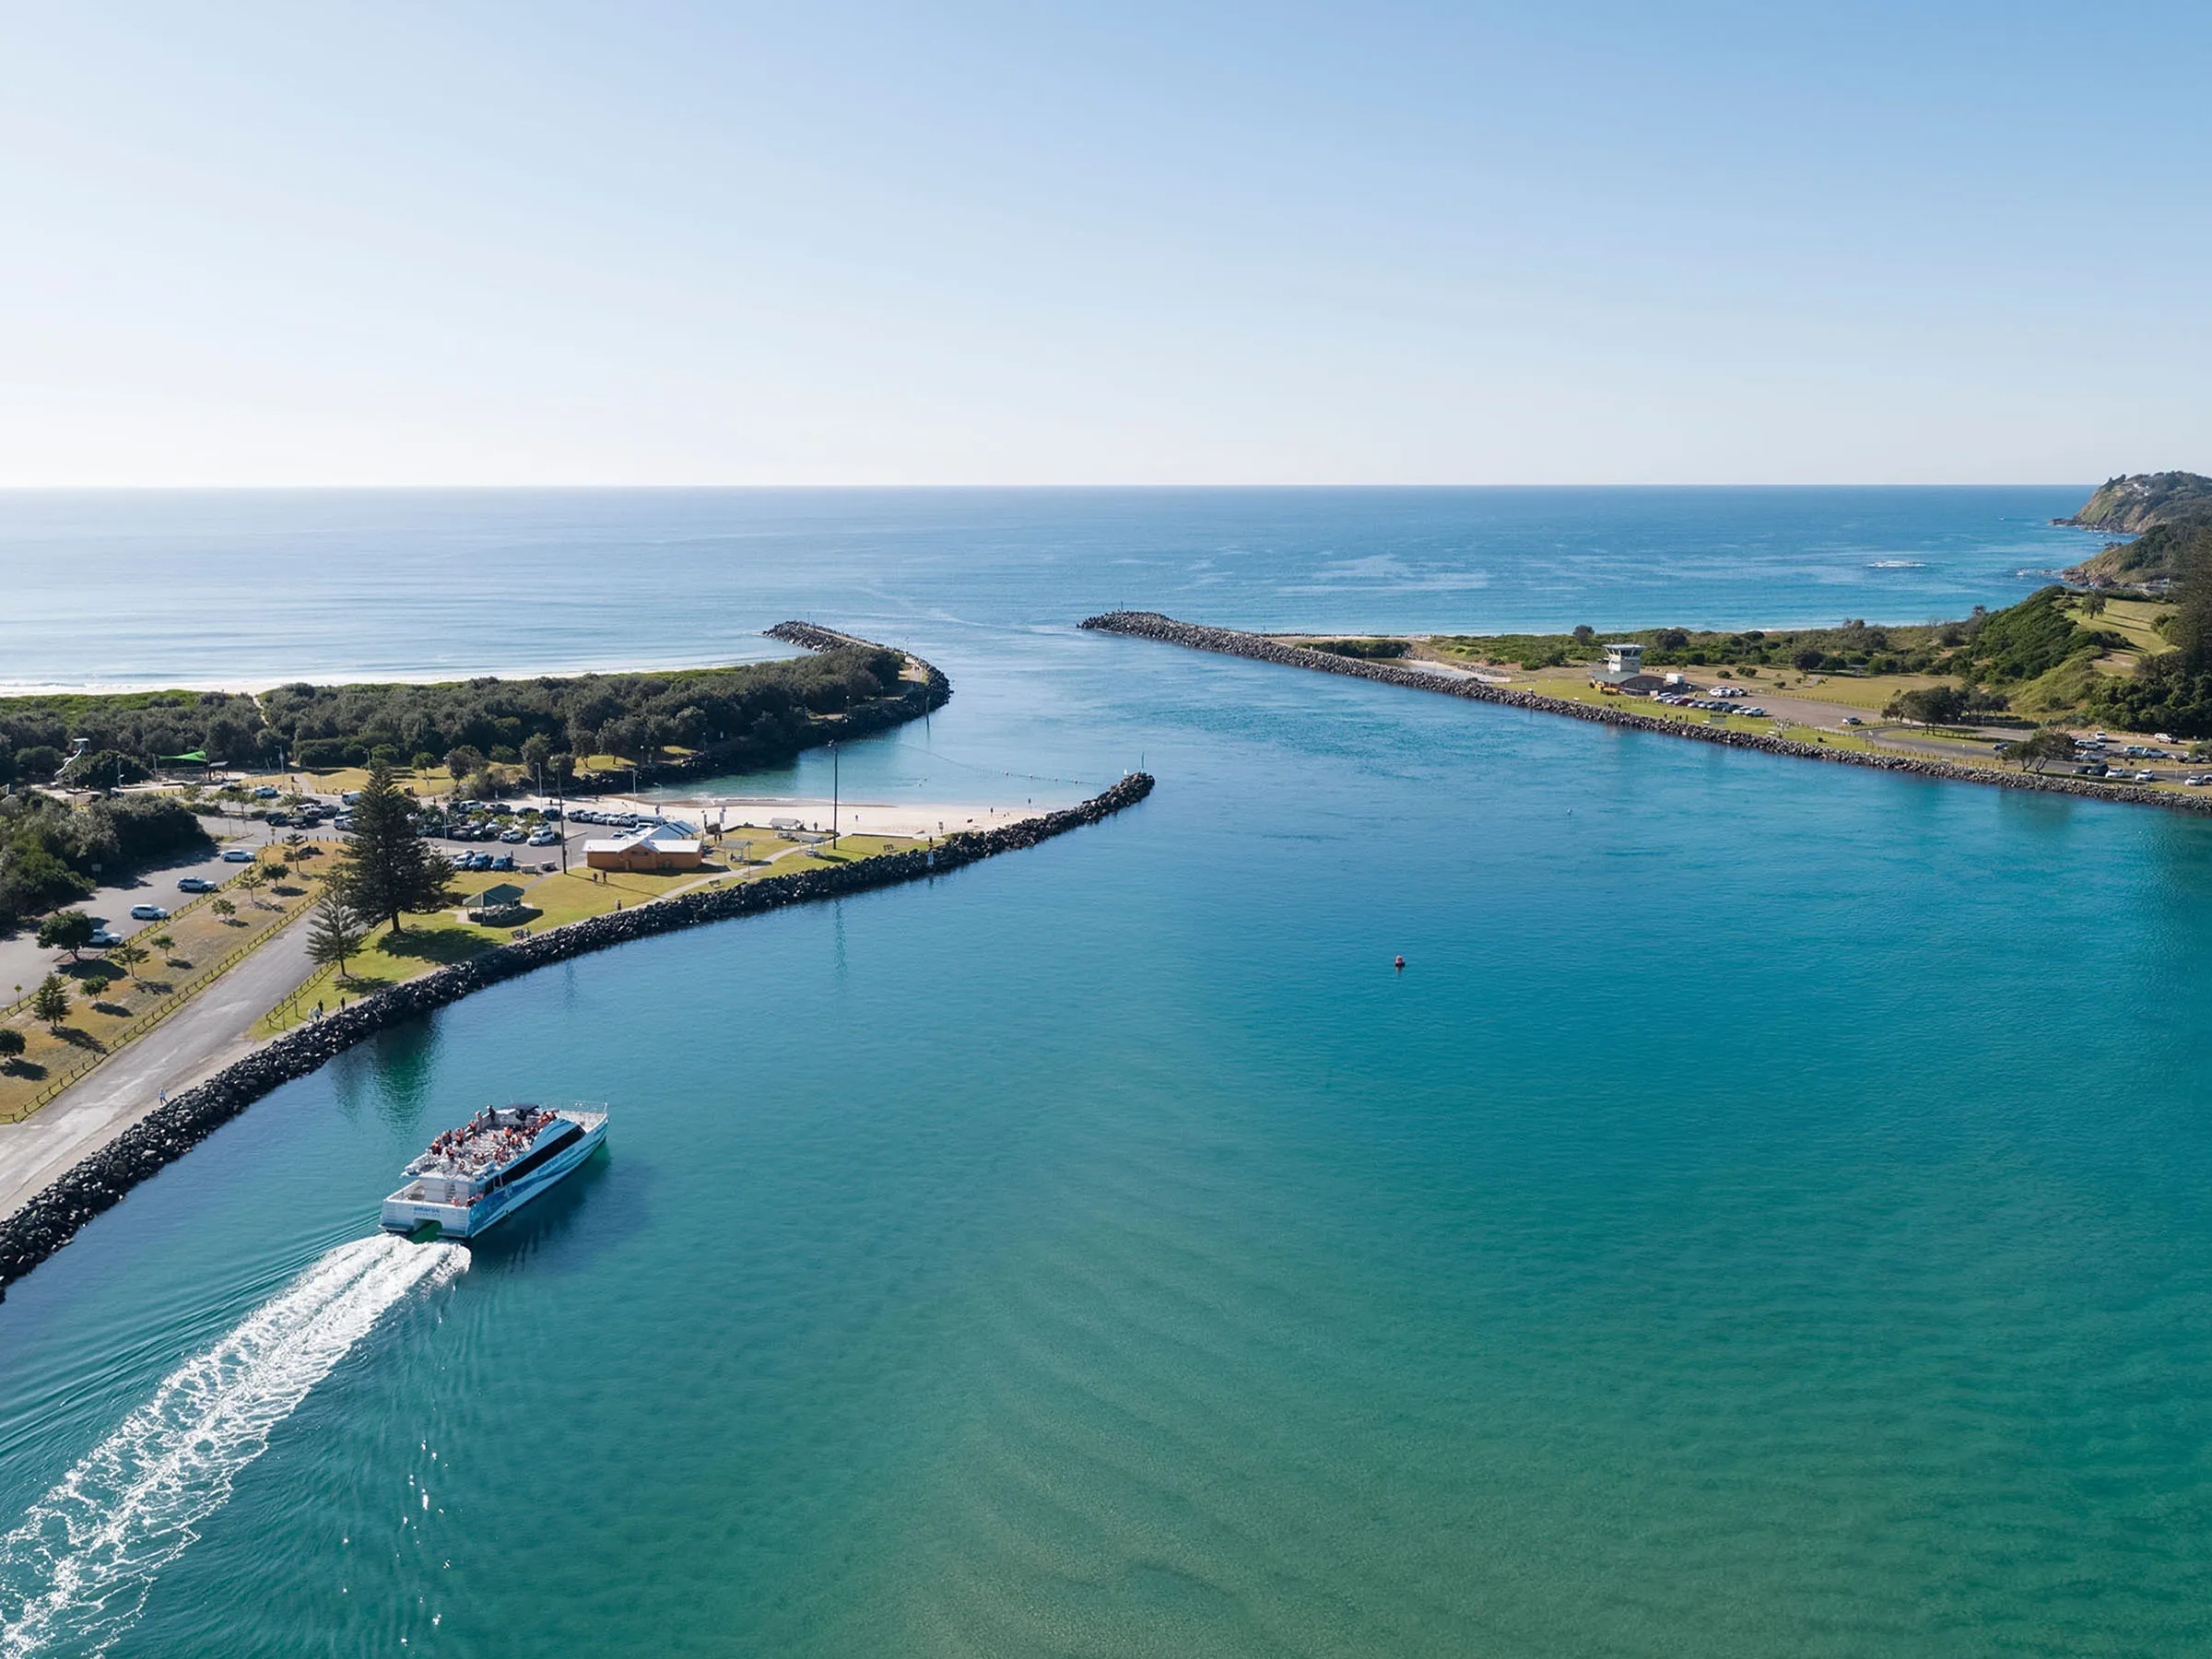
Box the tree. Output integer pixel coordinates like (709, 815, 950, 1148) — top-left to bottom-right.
(1884, 686, 1968, 727)
(107, 940, 148, 977)
(305, 891, 370, 981)
(1793, 647, 1826, 672)
(2012, 728, 2077, 774)
(59, 748, 152, 789)
(236, 863, 268, 904)
(0, 1027, 24, 1060)
(522, 734, 553, 794)
(31, 974, 69, 1030)
(445, 747, 486, 789)
(36, 910, 96, 960)
(212, 897, 238, 923)
(328, 762, 453, 935)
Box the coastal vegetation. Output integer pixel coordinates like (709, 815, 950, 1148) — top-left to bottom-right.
(0, 644, 913, 785)
(1304, 638, 1412, 659)
(2061, 471, 2212, 587)
(2062, 471, 2212, 535)
(2081, 524, 2212, 736)
(1428, 588, 2127, 694)
(0, 793, 212, 932)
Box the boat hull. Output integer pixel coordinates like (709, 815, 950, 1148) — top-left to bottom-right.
(380, 1116, 606, 1240)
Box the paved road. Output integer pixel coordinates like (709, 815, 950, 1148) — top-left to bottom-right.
(0, 832, 265, 1005)
(0, 908, 318, 1221)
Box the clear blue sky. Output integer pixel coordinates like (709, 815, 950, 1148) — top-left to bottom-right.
(4, 2, 2206, 485)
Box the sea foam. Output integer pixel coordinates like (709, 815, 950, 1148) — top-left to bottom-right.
(0, 1235, 465, 1657)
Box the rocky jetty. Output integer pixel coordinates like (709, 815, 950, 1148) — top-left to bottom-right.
(0, 772, 1155, 1293)
(1082, 610, 2212, 816)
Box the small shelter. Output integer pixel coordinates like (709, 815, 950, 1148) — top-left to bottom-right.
(470, 882, 530, 922)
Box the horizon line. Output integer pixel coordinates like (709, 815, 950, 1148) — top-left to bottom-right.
(0, 479, 2107, 493)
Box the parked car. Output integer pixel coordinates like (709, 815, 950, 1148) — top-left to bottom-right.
(333, 814, 355, 830)
(129, 903, 171, 921)
(264, 811, 291, 827)
(221, 848, 255, 862)
(527, 830, 559, 846)
(88, 929, 124, 948)
(252, 785, 278, 799)
(177, 876, 215, 892)
(500, 829, 527, 843)
(490, 853, 515, 872)
(2135, 771, 2158, 783)
(1841, 716, 1864, 726)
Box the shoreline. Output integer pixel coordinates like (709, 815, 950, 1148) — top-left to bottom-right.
(1083, 610, 2212, 816)
(0, 771, 1156, 1294)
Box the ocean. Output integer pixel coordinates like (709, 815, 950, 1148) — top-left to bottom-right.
(13, 488, 2212, 1657)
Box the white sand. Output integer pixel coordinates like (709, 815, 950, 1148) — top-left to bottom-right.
(588, 794, 1045, 839)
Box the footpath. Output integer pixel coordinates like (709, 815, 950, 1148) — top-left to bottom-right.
(0, 913, 316, 1222)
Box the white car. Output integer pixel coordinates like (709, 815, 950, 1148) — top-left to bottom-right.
(2135, 771, 2158, 783)
(129, 903, 170, 921)
(221, 848, 255, 863)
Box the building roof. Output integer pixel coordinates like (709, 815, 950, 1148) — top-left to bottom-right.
(477, 883, 527, 907)
(584, 833, 702, 856)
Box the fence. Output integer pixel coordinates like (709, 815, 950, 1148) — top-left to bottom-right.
(0, 887, 320, 1125)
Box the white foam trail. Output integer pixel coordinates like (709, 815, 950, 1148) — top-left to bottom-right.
(0, 1235, 466, 1657)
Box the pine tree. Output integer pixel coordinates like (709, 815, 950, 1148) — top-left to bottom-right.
(31, 973, 69, 1030)
(330, 763, 453, 935)
(306, 891, 369, 981)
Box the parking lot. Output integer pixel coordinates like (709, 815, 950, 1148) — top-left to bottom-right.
(0, 837, 265, 1003)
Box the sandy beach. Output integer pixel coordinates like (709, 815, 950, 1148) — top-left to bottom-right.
(599, 794, 1051, 839)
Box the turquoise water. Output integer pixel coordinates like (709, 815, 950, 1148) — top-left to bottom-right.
(9, 489, 2212, 1655)
(0, 486, 2088, 688)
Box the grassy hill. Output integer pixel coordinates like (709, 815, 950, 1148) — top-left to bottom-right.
(2062, 471, 2212, 535)
(2065, 512, 2212, 589)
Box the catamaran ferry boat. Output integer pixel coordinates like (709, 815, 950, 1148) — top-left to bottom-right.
(380, 1102, 609, 1240)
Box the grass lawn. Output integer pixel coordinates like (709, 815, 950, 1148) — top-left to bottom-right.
(257, 830, 925, 1034)
(2070, 597, 2176, 660)
(0, 841, 338, 1120)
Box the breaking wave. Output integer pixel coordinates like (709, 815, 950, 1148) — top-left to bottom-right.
(0, 1235, 465, 1656)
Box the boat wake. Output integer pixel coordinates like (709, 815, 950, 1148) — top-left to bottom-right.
(0, 1235, 466, 1657)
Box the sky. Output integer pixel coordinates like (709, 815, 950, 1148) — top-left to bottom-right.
(2, 1, 2207, 486)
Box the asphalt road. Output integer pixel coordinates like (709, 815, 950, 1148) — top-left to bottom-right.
(0, 831, 266, 1005)
(0, 905, 319, 1221)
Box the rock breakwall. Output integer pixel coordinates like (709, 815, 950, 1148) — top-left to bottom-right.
(0, 772, 1154, 1292)
(1081, 609, 2212, 818)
